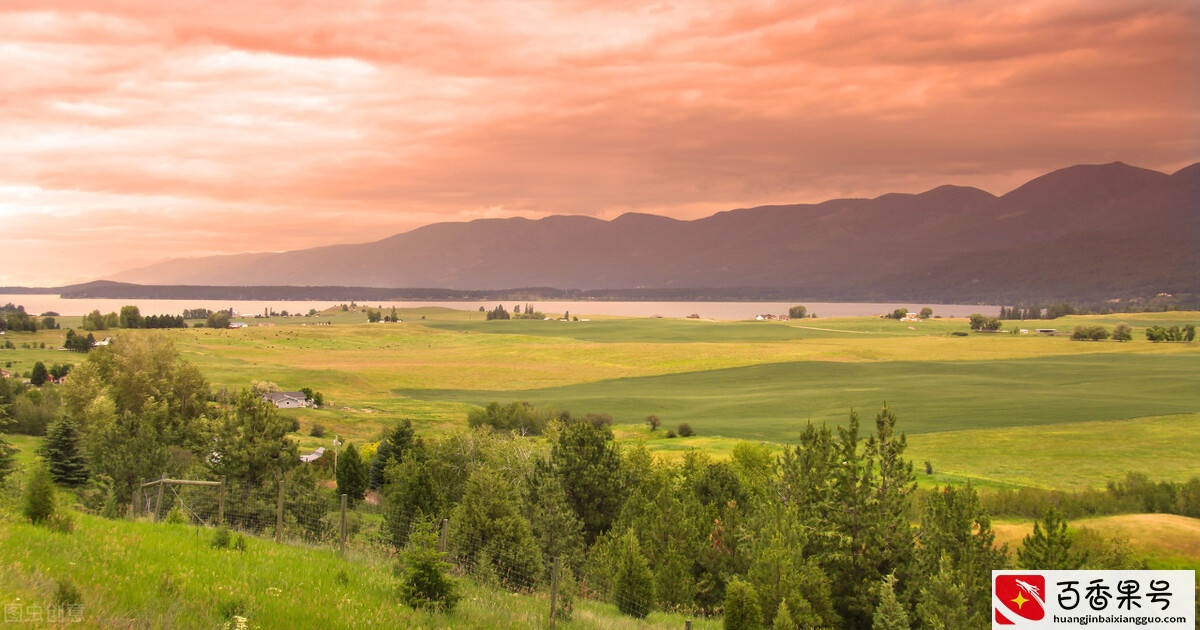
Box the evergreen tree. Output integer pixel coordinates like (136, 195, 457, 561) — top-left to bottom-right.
(550, 418, 624, 545)
(614, 527, 655, 619)
(41, 418, 88, 487)
(336, 443, 368, 505)
(772, 599, 796, 630)
(915, 556, 971, 630)
(382, 454, 442, 548)
(0, 435, 16, 483)
(724, 578, 762, 630)
(872, 573, 910, 630)
(450, 466, 543, 591)
(23, 460, 56, 524)
(916, 484, 1008, 626)
(397, 519, 460, 612)
(528, 461, 586, 579)
(370, 419, 415, 490)
(30, 361, 49, 386)
(1018, 507, 1086, 569)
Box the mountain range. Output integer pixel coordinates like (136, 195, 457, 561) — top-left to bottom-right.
(109, 161, 1199, 303)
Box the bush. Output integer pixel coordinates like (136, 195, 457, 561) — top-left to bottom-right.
(724, 578, 763, 629)
(677, 422, 695, 438)
(211, 526, 232, 549)
(165, 505, 188, 525)
(54, 577, 83, 608)
(310, 424, 326, 438)
(666, 430, 677, 439)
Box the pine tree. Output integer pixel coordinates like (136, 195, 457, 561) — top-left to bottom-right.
(450, 467, 543, 591)
(397, 519, 460, 612)
(872, 573, 910, 630)
(550, 418, 624, 545)
(614, 528, 655, 618)
(723, 578, 763, 629)
(915, 557, 971, 630)
(42, 418, 88, 487)
(916, 484, 1008, 626)
(30, 361, 49, 386)
(772, 599, 796, 630)
(24, 460, 56, 524)
(336, 443, 368, 505)
(370, 419, 415, 490)
(1018, 507, 1086, 569)
(0, 435, 16, 484)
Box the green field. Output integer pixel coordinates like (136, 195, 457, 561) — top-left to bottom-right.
(2, 308, 1197, 491)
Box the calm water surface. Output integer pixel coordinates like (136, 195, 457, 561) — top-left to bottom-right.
(2, 294, 996, 320)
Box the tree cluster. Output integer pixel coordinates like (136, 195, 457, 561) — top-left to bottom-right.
(967, 313, 1002, 331)
(467, 401, 560, 436)
(367, 407, 1033, 628)
(63, 329, 96, 353)
(1145, 324, 1196, 342)
(485, 305, 511, 320)
(1070, 325, 1109, 341)
(1, 304, 39, 333)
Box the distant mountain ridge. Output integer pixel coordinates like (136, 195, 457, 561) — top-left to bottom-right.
(110, 161, 1200, 303)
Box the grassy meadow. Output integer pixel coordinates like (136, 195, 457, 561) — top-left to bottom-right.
(3, 306, 1197, 491)
(0, 504, 717, 630)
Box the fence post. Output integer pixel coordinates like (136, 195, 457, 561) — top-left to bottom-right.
(438, 518, 448, 553)
(133, 486, 141, 517)
(685, 621, 692, 630)
(275, 473, 284, 544)
(339, 494, 348, 556)
(154, 472, 166, 521)
(216, 475, 226, 527)
(549, 555, 562, 628)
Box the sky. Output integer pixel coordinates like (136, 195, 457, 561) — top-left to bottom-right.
(2, 0, 1197, 286)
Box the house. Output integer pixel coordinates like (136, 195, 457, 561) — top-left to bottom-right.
(299, 447, 326, 463)
(262, 391, 310, 409)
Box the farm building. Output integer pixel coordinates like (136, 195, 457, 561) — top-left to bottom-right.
(262, 391, 310, 409)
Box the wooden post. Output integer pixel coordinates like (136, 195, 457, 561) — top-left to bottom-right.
(217, 476, 226, 527)
(548, 555, 562, 627)
(154, 472, 166, 521)
(274, 473, 284, 544)
(339, 494, 348, 556)
(685, 621, 692, 630)
(438, 518, 449, 553)
(133, 487, 141, 516)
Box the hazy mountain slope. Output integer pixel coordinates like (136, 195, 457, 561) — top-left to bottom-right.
(109, 161, 1199, 301)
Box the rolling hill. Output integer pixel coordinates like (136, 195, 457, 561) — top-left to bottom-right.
(109, 161, 1200, 303)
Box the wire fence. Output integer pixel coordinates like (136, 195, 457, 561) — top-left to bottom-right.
(123, 472, 672, 626)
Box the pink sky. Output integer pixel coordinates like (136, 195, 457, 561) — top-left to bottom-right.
(2, 0, 1197, 286)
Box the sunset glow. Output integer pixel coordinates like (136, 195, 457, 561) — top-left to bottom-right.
(2, 0, 1197, 285)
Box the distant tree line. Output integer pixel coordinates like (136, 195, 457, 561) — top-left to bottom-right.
(1145, 324, 1196, 342)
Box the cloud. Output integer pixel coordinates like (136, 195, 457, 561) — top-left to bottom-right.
(0, 0, 1196, 285)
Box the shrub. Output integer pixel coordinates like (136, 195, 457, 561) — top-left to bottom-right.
(54, 577, 83, 608)
(666, 430, 677, 439)
(310, 424, 326, 438)
(677, 422, 695, 438)
(165, 505, 188, 524)
(211, 526, 232, 549)
(724, 578, 763, 629)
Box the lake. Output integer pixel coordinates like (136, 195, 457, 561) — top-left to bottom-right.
(1, 293, 997, 321)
